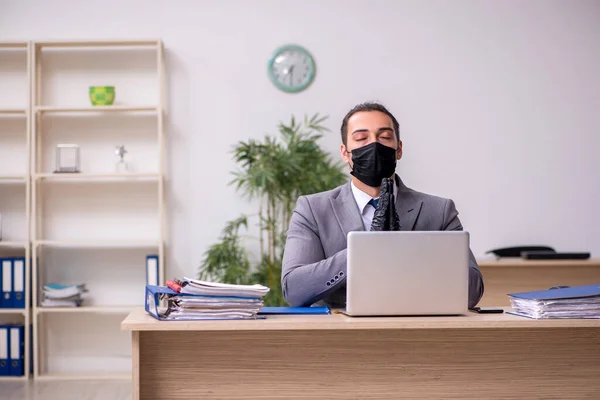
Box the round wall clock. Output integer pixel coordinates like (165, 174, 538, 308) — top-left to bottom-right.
(268, 44, 316, 93)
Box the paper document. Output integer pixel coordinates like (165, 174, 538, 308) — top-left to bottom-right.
(180, 277, 270, 298)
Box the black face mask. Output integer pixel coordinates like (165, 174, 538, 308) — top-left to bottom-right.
(349, 142, 397, 187)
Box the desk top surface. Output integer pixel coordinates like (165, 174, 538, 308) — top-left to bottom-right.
(121, 307, 600, 332)
(477, 258, 600, 268)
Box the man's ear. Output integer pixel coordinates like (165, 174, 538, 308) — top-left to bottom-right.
(396, 140, 403, 160)
(340, 144, 351, 164)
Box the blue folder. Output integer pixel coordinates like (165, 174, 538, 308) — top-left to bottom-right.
(12, 258, 25, 309)
(258, 307, 330, 315)
(8, 325, 24, 376)
(0, 258, 12, 308)
(0, 325, 8, 376)
(145, 285, 254, 321)
(508, 284, 600, 300)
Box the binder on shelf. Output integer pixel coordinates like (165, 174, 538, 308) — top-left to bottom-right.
(12, 258, 25, 309)
(146, 255, 159, 286)
(1, 259, 12, 308)
(0, 326, 7, 376)
(8, 326, 24, 376)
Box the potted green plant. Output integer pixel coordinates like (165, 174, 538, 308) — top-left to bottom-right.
(198, 114, 347, 305)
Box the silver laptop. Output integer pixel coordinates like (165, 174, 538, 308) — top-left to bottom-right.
(345, 231, 470, 316)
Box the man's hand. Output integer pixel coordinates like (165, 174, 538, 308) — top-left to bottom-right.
(370, 177, 400, 231)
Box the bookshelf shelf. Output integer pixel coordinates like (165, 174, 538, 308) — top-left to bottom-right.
(35, 372, 131, 381)
(35, 39, 160, 49)
(34, 240, 160, 249)
(0, 175, 27, 183)
(34, 173, 161, 183)
(0, 42, 28, 49)
(0, 241, 28, 249)
(36, 306, 135, 314)
(0, 109, 27, 115)
(0, 308, 27, 315)
(35, 105, 159, 114)
(0, 376, 29, 381)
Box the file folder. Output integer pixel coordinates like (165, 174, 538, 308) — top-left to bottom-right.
(13, 258, 25, 309)
(258, 306, 330, 315)
(509, 284, 600, 301)
(145, 285, 267, 321)
(508, 284, 600, 319)
(9, 326, 24, 376)
(1, 259, 12, 308)
(146, 255, 159, 287)
(0, 326, 7, 376)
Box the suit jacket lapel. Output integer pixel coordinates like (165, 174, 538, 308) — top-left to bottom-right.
(331, 182, 365, 240)
(395, 175, 423, 231)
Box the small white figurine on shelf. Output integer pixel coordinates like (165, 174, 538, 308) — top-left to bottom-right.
(115, 145, 129, 173)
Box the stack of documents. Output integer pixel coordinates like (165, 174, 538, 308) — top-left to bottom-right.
(41, 283, 88, 307)
(146, 277, 270, 321)
(509, 284, 600, 319)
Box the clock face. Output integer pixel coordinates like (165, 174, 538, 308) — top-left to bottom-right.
(268, 44, 316, 93)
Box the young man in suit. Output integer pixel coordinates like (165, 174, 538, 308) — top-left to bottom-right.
(281, 102, 484, 308)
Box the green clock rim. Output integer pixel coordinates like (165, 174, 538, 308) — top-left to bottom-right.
(268, 44, 316, 93)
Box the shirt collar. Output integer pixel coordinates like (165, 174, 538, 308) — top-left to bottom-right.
(350, 179, 399, 213)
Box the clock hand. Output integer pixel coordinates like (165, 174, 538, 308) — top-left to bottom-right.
(289, 65, 295, 85)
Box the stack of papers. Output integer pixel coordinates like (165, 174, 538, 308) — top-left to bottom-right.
(509, 284, 600, 319)
(151, 278, 270, 321)
(180, 277, 270, 298)
(41, 283, 88, 307)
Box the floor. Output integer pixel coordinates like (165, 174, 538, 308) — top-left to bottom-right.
(3, 380, 132, 400)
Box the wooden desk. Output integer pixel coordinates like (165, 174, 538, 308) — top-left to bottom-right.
(477, 258, 600, 306)
(122, 308, 600, 400)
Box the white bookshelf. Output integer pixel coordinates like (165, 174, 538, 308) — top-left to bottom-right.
(0, 41, 32, 381)
(30, 39, 166, 380)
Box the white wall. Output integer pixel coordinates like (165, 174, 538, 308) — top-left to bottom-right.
(1, 0, 599, 280)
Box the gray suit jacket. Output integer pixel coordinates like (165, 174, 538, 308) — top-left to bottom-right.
(281, 176, 484, 308)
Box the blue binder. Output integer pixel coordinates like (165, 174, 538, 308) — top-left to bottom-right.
(145, 285, 254, 321)
(8, 325, 24, 376)
(0, 326, 8, 376)
(509, 284, 600, 300)
(12, 258, 25, 309)
(145, 285, 176, 320)
(258, 306, 330, 315)
(1, 259, 12, 308)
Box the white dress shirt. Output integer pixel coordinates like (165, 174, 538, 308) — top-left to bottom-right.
(350, 180, 398, 231)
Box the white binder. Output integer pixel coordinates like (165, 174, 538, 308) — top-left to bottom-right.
(146, 255, 159, 286)
(1, 259, 11, 308)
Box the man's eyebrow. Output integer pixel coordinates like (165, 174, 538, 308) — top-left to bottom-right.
(351, 127, 394, 135)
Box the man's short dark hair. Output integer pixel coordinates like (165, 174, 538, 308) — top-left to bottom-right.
(340, 102, 400, 146)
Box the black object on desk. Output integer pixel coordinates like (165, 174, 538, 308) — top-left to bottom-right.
(486, 246, 555, 258)
(470, 307, 504, 314)
(521, 251, 591, 260)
